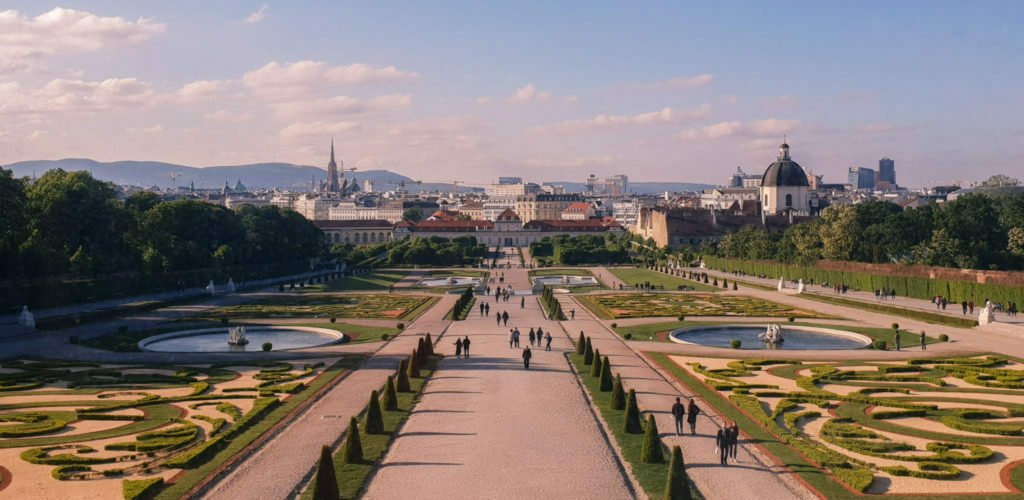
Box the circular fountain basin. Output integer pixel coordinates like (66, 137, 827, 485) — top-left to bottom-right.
(532, 276, 599, 287)
(418, 277, 482, 287)
(669, 325, 871, 350)
(138, 326, 345, 353)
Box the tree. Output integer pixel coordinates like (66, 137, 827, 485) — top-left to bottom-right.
(396, 360, 412, 392)
(640, 414, 665, 463)
(0, 168, 27, 278)
(381, 376, 398, 411)
(312, 444, 340, 500)
(406, 351, 420, 379)
(124, 191, 162, 213)
(663, 445, 692, 500)
(590, 349, 603, 377)
(610, 374, 626, 410)
(599, 357, 613, 391)
(1009, 227, 1024, 258)
(342, 417, 363, 464)
(624, 389, 642, 434)
(364, 390, 385, 434)
(576, 332, 586, 355)
(584, 337, 594, 365)
(403, 207, 424, 222)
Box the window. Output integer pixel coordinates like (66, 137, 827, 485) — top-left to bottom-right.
(785, 194, 793, 207)
(764, 195, 769, 206)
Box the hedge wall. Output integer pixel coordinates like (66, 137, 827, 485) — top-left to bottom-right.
(704, 256, 1024, 306)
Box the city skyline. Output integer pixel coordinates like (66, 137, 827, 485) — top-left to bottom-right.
(0, 2, 1022, 187)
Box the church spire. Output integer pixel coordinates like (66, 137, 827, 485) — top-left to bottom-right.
(330, 138, 336, 164)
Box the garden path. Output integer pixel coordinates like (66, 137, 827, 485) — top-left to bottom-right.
(363, 267, 635, 499)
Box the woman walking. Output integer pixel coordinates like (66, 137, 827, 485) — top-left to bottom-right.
(545, 331, 552, 351)
(687, 399, 700, 435)
(454, 337, 463, 359)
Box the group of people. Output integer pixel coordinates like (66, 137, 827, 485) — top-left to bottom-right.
(874, 288, 897, 301)
(452, 336, 472, 358)
(508, 327, 552, 351)
(827, 283, 850, 294)
(494, 286, 514, 303)
(715, 422, 740, 466)
(478, 302, 492, 317)
(892, 330, 928, 351)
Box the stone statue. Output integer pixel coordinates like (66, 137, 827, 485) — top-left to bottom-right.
(227, 326, 249, 346)
(561, 275, 570, 285)
(206, 280, 216, 296)
(777, 277, 785, 291)
(446, 276, 457, 285)
(758, 324, 784, 344)
(979, 301, 996, 326)
(797, 279, 805, 294)
(17, 306, 35, 329)
(227, 278, 236, 293)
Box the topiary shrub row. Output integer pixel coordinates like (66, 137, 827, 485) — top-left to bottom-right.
(122, 477, 164, 500)
(164, 397, 279, 468)
(881, 461, 960, 480)
(869, 408, 927, 419)
(939, 415, 1024, 436)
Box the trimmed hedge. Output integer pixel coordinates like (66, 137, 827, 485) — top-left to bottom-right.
(123, 477, 164, 500)
(164, 397, 279, 468)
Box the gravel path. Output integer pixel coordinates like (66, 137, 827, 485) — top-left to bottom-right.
(556, 292, 818, 500)
(363, 268, 635, 500)
(197, 294, 458, 500)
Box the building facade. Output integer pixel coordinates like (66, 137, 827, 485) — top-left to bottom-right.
(760, 142, 810, 215)
(848, 167, 876, 190)
(514, 193, 584, 222)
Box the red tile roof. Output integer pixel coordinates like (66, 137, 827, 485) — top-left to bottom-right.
(496, 208, 521, 221)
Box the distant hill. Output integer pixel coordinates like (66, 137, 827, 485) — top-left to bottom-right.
(3, 158, 479, 193)
(552, 181, 713, 194)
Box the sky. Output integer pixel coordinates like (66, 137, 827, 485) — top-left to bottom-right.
(0, 1, 1022, 187)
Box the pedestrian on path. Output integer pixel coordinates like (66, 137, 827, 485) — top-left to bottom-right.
(502, 311, 509, 326)
(687, 399, 700, 435)
(545, 331, 552, 351)
(462, 336, 471, 358)
(485, 303, 490, 316)
(894, 331, 901, 351)
(521, 296, 525, 309)
(529, 329, 536, 346)
(536, 326, 544, 345)
(671, 397, 686, 436)
(508, 329, 514, 349)
(480, 302, 485, 316)
(522, 345, 532, 369)
(454, 337, 463, 359)
(513, 328, 520, 348)
(716, 427, 729, 465)
(570, 309, 575, 320)
(920, 331, 926, 351)
(729, 422, 740, 460)
(496, 313, 502, 326)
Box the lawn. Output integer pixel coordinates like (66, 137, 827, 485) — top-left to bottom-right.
(321, 271, 409, 291)
(609, 267, 720, 292)
(578, 293, 832, 320)
(198, 294, 438, 321)
(424, 270, 488, 278)
(292, 322, 401, 343)
(650, 352, 1024, 499)
(529, 268, 594, 277)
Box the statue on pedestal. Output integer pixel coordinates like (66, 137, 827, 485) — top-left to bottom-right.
(18, 306, 35, 329)
(206, 280, 216, 296)
(979, 301, 996, 326)
(227, 278, 236, 293)
(797, 279, 805, 294)
(777, 277, 785, 291)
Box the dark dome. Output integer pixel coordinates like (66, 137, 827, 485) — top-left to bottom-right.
(761, 160, 809, 187)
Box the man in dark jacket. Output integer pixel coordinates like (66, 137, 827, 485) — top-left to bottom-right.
(462, 336, 471, 358)
(522, 345, 532, 369)
(671, 397, 686, 436)
(687, 399, 700, 435)
(716, 427, 729, 465)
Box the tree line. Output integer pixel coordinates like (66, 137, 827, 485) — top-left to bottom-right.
(330, 235, 487, 268)
(0, 168, 325, 280)
(708, 194, 1024, 270)
(529, 234, 632, 266)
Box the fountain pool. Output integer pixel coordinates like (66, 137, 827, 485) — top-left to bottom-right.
(669, 325, 870, 350)
(138, 326, 345, 352)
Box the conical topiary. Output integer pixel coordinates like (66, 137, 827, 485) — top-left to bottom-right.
(664, 445, 692, 500)
(407, 351, 420, 379)
(610, 374, 626, 409)
(381, 375, 398, 411)
(396, 359, 411, 392)
(584, 337, 594, 365)
(424, 333, 434, 356)
(342, 417, 363, 464)
(364, 390, 384, 434)
(599, 357, 613, 391)
(416, 338, 427, 364)
(624, 389, 642, 434)
(312, 444, 340, 500)
(640, 414, 665, 463)
(576, 332, 586, 355)
(590, 349, 603, 377)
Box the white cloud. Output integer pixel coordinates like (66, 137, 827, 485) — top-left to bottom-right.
(142, 125, 163, 134)
(242, 61, 420, 98)
(204, 110, 253, 122)
(511, 83, 552, 102)
(0, 7, 165, 73)
(676, 118, 800, 141)
(630, 74, 714, 92)
(279, 120, 363, 141)
(270, 94, 411, 119)
(175, 80, 227, 102)
(245, 4, 269, 24)
(27, 129, 47, 140)
(386, 116, 481, 150)
(546, 104, 711, 133)
(37, 78, 156, 112)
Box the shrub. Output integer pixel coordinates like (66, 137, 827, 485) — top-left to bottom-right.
(342, 417, 363, 464)
(396, 360, 412, 392)
(381, 334, 390, 341)
(610, 374, 626, 410)
(677, 315, 685, 321)
(364, 390, 385, 434)
(624, 389, 642, 434)
(787, 316, 795, 323)
(733, 282, 738, 290)
(584, 338, 594, 365)
(591, 349, 603, 377)
(330, 316, 337, 323)
(122, 477, 163, 500)
(641, 414, 665, 463)
(576, 332, 586, 355)
(873, 340, 888, 350)
(118, 325, 129, 335)
(397, 323, 405, 330)
(939, 334, 949, 342)
(312, 444, 340, 500)
(713, 278, 719, 286)
(729, 339, 742, 349)
(599, 357, 613, 391)
(624, 333, 632, 340)
(892, 323, 900, 330)
(664, 445, 691, 500)
(262, 342, 272, 352)
(610, 322, 618, 328)
(381, 376, 398, 411)
(406, 351, 420, 379)
(424, 333, 435, 355)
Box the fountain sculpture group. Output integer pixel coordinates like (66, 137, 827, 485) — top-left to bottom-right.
(227, 326, 249, 346)
(758, 324, 785, 344)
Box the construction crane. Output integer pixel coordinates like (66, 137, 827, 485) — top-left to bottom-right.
(163, 171, 182, 191)
(397, 179, 422, 200)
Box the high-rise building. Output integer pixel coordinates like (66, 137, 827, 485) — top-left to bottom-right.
(497, 176, 523, 185)
(584, 174, 629, 195)
(848, 167, 876, 190)
(879, 157, 896, 185)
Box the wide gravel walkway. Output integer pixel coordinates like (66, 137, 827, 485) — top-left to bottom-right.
(363, 269, 635, 500)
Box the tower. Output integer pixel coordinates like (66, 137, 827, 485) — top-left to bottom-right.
(326, 139, 340, 193)
(759, 141, 809, 215)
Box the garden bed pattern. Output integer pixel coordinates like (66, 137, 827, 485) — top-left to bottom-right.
(580, 293, 830, 319)
(196, 294, 436, 320)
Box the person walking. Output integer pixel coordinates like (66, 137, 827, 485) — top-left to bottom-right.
(522, 345, 532, 369)
(536, 326, 544, 346)
(729, 423, 740, 460)
(485, 303, 490, 316)
(513, 328, 520, 348)
(671, 397, 686, 436)
(545, 331, 552, 351)
(920, 331, 926, 351)
(496, 313, 502, 326)
(502, 311, 509, 327)
(894, 331, 901, 352)
(687, 399, 700, 435)
(454, 337, 463, 359)
(520, 296, 525, 309)
(529, 328, 536, 346)
(716, 427, 729, 466)
(570, 309, 575, 320)
(462, 336, 471, 358)
(508, 329, 515, 349)
(480, 302, 485, 317)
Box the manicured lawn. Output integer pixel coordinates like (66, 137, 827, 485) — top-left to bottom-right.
(322, 271, 410, 291)
(609, 267, 720, 292)
(79, 322, 222, 352)
(292, 322, 401, 343)
(529, 268, 594, 277)
(798, 293, 978, 329)
(568, 353, 702, 499)
(424, 270, 488, 278)
(578, 293, 831, 320)
(198, 294, 438, 321)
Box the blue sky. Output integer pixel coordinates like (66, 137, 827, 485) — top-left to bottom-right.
(0, 1, 1021, 186)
